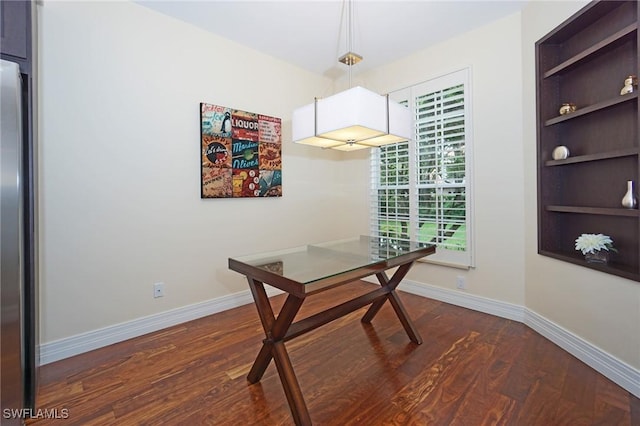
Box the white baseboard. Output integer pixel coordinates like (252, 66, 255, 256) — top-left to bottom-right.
(40, 280, 639, 398)
(39, 286, 282, 365)
(398, 279, 525, 322)
(398, 279, 639, 398)
(524, 308, 640, 398)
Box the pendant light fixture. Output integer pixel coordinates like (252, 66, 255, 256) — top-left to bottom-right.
(292, 0, 411, 151)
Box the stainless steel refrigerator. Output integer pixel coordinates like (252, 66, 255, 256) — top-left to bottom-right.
(1, 58, 38, 422)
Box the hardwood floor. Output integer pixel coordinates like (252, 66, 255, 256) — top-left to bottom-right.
(29, 282, 638, 425)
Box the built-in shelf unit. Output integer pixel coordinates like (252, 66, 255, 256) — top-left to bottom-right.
(536, 0, 640, 281)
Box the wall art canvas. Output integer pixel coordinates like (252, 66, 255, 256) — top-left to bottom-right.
(200, 103, 282, 198)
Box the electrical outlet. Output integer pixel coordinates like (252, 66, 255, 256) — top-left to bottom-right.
(153, 282, 165, 298)
(456, 276, 466, 290)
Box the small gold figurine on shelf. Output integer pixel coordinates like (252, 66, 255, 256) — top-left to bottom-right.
(559, 103, 577, 115)
(620, 75, 638, 95)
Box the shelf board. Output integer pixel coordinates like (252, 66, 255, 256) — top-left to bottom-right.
(545, 147, 639, 166)
(543, 23, 637, 78)
(539, 249, 639, 281)
(546, 205, 640, 217)
(544, 93, 638, 126)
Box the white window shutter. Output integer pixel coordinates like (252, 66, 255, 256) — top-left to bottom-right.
(370, 68, 473, 268)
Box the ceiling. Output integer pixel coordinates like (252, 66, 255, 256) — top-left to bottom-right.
(136, 0, 527, 78)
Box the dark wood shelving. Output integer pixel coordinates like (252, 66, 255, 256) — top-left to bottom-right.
(543, 23, 637, 78)
(545, 147, 639, 166)
(544, 93, 637, 126)
(536, 0, 640, 282)
(546, 205, 640, 217)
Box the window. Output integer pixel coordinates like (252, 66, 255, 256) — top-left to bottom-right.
(370, 68, 473, 268)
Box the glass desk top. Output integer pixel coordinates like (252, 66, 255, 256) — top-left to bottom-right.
(229, 235, 435, 286)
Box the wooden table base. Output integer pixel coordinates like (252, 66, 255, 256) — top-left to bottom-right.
(245, 261, 422, 425)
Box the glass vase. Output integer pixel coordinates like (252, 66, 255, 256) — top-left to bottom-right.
(584, 251, 609, 264)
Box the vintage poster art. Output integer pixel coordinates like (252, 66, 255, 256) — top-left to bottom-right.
(200, 102, 282, 198)
(259, 114, 282, 144)
(258, 143, 281, 170)
(232, 140, 259, 170)
(202, 167, 232, 198)
(259, 170, 282, 197)
(232, 169, 260, 198)
(202, 135, 232, 168)
(201, 104, 232, 137)
(231, 110, 259, 142)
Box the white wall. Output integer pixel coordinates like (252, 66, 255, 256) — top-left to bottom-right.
(37, 0, 368, 343)
(359, 13, 526, 306)
(521, 0, 640, 370)
(38, 0, 639, 375)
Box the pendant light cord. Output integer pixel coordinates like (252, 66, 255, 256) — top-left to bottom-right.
(348, 0, 353, 88)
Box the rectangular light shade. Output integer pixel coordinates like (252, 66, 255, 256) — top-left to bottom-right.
(292, 86, 411, 150)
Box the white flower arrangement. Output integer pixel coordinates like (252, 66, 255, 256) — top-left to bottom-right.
(574, 233, 617, 255)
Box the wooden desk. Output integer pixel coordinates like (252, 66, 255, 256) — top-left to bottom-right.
(229, 236, 435, 425)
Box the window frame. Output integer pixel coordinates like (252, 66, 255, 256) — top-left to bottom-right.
(370, 68, 474, 269)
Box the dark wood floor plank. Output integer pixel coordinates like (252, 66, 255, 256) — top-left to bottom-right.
(562, 355, 597, 407)
(449, 322, 524, 425)
(630, 391, 640, 425)
(593, 374, 633, 425)
(499, 328, 543, 403)
(27, 281, 638, 425)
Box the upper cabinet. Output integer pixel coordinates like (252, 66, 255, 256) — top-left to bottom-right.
(536, 0, 640, 281)
(1, 0, 32, 73)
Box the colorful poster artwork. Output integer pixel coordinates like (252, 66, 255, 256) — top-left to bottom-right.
(200, 102, 282, 198)
(259, 115, 282, 144)
(232, 169, 260, 198)
(201, 104, 232, 137)
(231, 110, 259, 142)
(259, 143, 281, 170)
(202, 136, 231, 168)
(201, 167, 232, 198)
(259, 170, 282, 197)
(232, 140, 259, 170)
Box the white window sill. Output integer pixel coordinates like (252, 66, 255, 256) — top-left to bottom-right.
(417, 256, 472, 270)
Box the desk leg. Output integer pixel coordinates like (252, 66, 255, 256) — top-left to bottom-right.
(246, 278, 275, 382)
(246, 278, 312, 426)
(361, 262, 423, 344)
(272, 341, 312, 426)
(387, 288, 423, 344)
